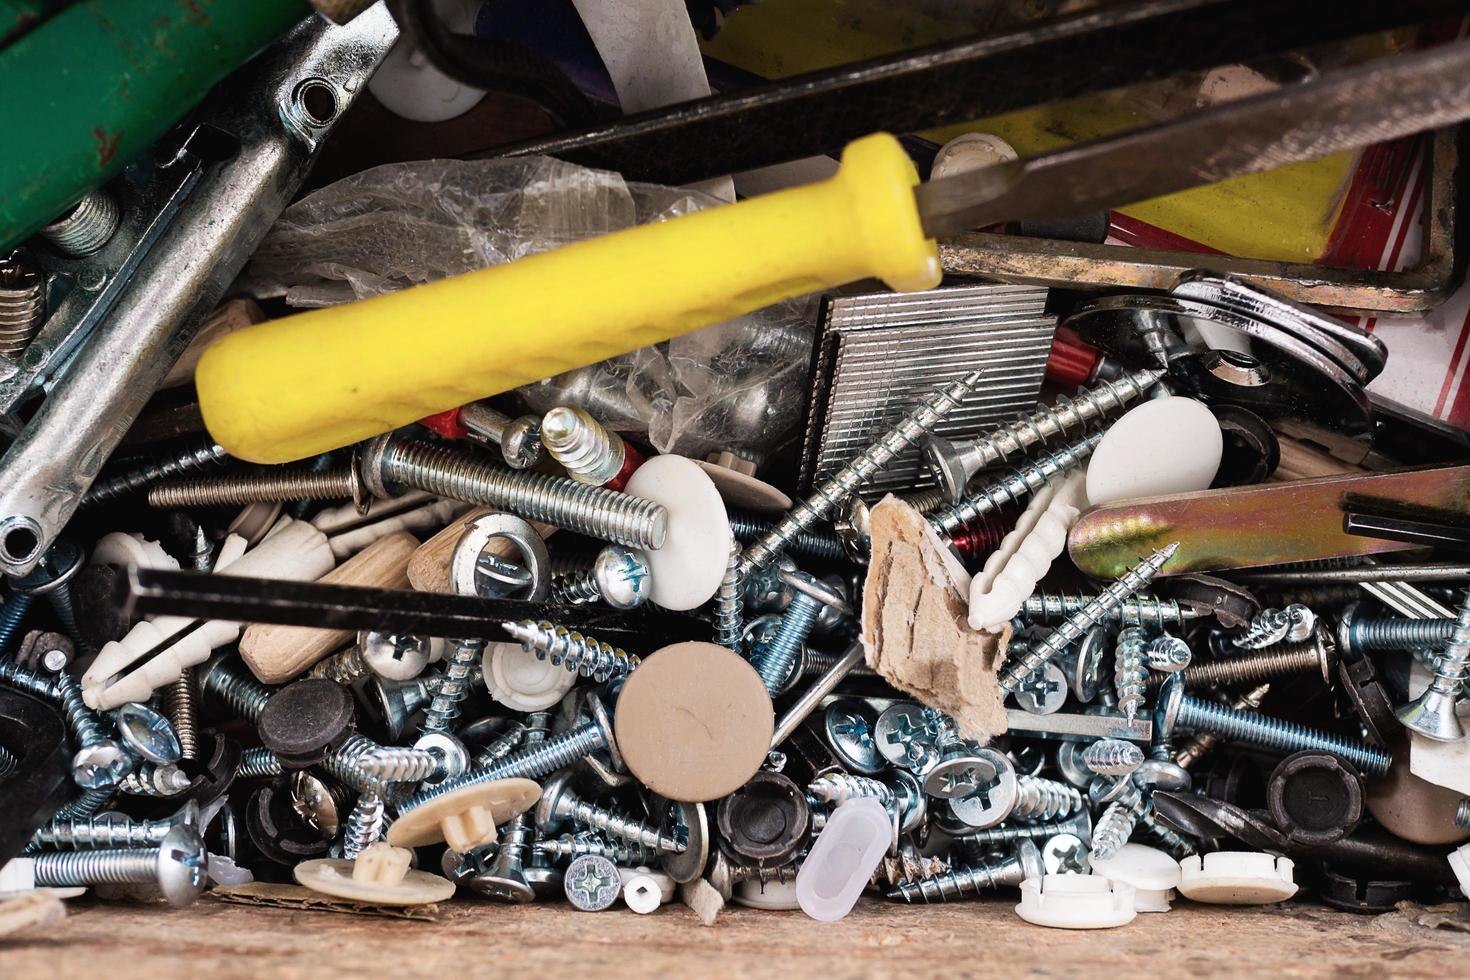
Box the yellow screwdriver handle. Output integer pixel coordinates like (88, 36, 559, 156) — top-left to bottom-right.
(197, 133, 941, 464)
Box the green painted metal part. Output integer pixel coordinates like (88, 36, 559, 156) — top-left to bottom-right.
(1, 0, 71, 47)
(0, 0, 311, 253)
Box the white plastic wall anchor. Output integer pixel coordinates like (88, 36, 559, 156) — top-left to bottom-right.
(312, 492, 469, 560)
(1085, 397, 1223, 505)
(796, 797, 892, 921)
(89, 532, 179, 571)
(969, 471, 1088, 632)
(1016, 874, 1137, 929)
(1449, 843, 1470, 900)
(484, 640, 577, 712)
(1088, 843, 1179, 912)
(82, 518, 335, 709)
(1177, 852, 1297, 904)
(620, 867, 676, 914)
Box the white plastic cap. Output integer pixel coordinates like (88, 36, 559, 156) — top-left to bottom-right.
(796, 797, 892, 922)
(484, 641, 577, 712)
(733, 876, 800, 910)
(1177, 852, 1297, 905)
(931, 132, 1019, 179)
(1086, 397, 1223, 506)
(622, 873, 665, 914)
(1016, 875, 1137, 929)
(1449, 843, 1470, 901)
(368, 38, 486, 123)
(1088, 843, 1180, 913)
(89, 532, 178, 571)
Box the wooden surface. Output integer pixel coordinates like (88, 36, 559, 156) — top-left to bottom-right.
(6, 896, 1468, 978)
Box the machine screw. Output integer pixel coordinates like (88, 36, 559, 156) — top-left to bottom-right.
(235, 747, 285, 781)
(740, 370, 983, 574)
(1173, 684, 1270, 770)
(886, 840, 1043, 902)
(420, 637, 481, 737)
(928, 431, 1103, 539)
(536, 771, 685, 853)
(1396, 588, 1470, 741)
(32, 801, 199, 850)
(713, 539, 743, 650)
(84, 439, 231, 505)
(1177, 694, 1390, 774)
(549, 545, 651, 610)
(923, 368, 1163, 501)
(457, 402, 544, 469)
(1337, 604, 1455, 653)
(750, 570, 849, 695)
(1163, 629, 1335, 691)
(1020, 592, 1197, 631)
(999, 544, 1178, 692)
(39, 189, 120, 256)
(540, 407, 640, 488)
(501, 620, 639, 682)
(727, 509, 845, 564)
(30, 825, 207, 907)
(1114, 626, 1148, 722)
(201, 656, 274, 723)
(149, 463, 362, 510)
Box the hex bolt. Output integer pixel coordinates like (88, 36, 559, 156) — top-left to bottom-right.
(13, 544, 87, 651)
(536, 771, 685, 853)
(1173, 684, 1271, 770)
(928, 430, 1103, 540)
(163, 667, 200, 764)
(32, 801, 199, 850)
(886, 840, 1043, 902)
(201, 656, 274, 723)
(741, 370, 983, 575)
(923, 368, 1163, 501)
(540, 406, 642, 488)
(457, 402, 544, 469)
(1156, 629, 1335, 691)
(501, 620, 640, 682)
(1020, 591, 1197, 631)
(549, 545, 651, 609)
(999, 544, 1178, 693)
(1114, 626, 1148, 722)
(31, 825, 206, 908)
(420, 637, 482, 737)
(713, 539, 743, 650)
(1337, 605, 1455, 652)
(39, 189, 121, 256)
(1396, 588, 1470, 741)
(1082, 739, 1144, 777)
(1177, 693, 1391, 775)
(84, 439, 231, 505)
(750, 570, 850, 695)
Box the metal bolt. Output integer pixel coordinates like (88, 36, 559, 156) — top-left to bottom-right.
(1232, 603, 1316, 650)
(727, 509, 845, 564)
(923, 368, 1163, 501)
(1173, 684, 1270, 770)
(420, 637, 481, 737)
(713, 539, 743, 650)
(1082, 739, 1144, 777)
(741, 370, 983, 574)
(928, 430, 1103, 539)
(201, 656, 274, 723)
(458, 402, 543, 469)
(1020, 591, 1197, 630)
(536, 770, 685, 853)
(564, 853, 622, 911)
(886, 840, 1043, 902)
(1177, 693, 1390, 775)
(14, 544, 86, 652)
(501, 620, 639, 682)
(1396, 588, 1470, 741)
(39, 189, 120, 256)
(1159, 628, 1335, 691)
(236, 747, 285, 781)
(534, 833, 657, 867)
(540, 407, 633, 487)
(999, 544, 1179, 692)
(750, 570, 849, 695)
(1114, 626, 1148, 722)
(0, 593, 33, 656)
(31, 825, 207, 907)
(84, 439, 231, 505)
(0, 257, 45, 362)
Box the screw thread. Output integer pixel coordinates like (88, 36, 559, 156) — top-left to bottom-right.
(472, 723, 528, 769)
(0, 654, 54, 699)
(1090, 784, 1144, 861)
(85, 440, 232, 505)
(202, 662, 272, 722)
(1232, 604, 1315, 651)
(1082, 739, 1144, 777)
(1020, 592, 1191, 630)
(236, 747, 285, 781)
(307, 645, 372, 685)
(0, 743, 15, 779)
(1350, 616, 1455, 651)
(714, 539, 744, 650)
(1012, 775, 1083, 821)
(929, 431, 1102, 537)
(0, 258, 45, 361)
(163, 668, 199, 763)
(1161, 639, 1324, 691)
(959, 816, 1087, 845)
(741, 370, 982, 573)
(999, 544, 1178, 692)
(887, 854, 1025, 902)
(376, 439, 665, 549)
(1423, 591, 1470, 697)
(117, 765, 189, 797)
(342, 790, 383, 859)
(402, 723, 605, 812)
(1114, 627, 1148, 722)
(39, 189, 120, 256)
(0, 594, 34, 656)
(535, 833, 657, 866)
(802, 649, 878, 678)
(727, 510, 846, 563)
(352, 742, 440, 784)
(807, 773, 893, 807)
(53, 787, 114, 819)
(149, 466, 355, 508)
(947, 369, 1163, 477)
(33, 814, 168, 850)
(1456, 799, 1470, 831)
(32, 848, 157, 887)
(421, 638, 481, 736)
(540, 407, 625, 486)
(565, 795, 684, 853)
(1138, 807, 1196, 859)
(320, 738, 382, 795)
(751, 592, 822, 694)
(550, 570, 602, 605)
(1174, 684, 1271, 770)
(501, 620, 638, 683)
(51, 670, 106, 747)
(1177, 694, 1390, 774)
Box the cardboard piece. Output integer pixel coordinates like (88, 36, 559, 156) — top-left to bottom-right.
(211, 882, 442, 920)
(861, 496, 1008, 741)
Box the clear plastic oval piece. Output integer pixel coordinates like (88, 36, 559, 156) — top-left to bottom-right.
(796, 796, 892, 921)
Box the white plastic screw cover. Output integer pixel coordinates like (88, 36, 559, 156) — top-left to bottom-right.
(1016, 874, 1137, 929)
(796, 797, 892, 922)
(484, 640, 577, 712)
(1449, 842, 1470, 901)
(1085, 397, 1223, 506)
(623, 455, 732, 611)
(1177, 851, 1297, 905)
(1088, 843, 1180, 913)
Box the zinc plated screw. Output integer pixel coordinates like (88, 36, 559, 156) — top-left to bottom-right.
(1020, 592, 1197, 631)
(54, 788, 116, 820)
(887, 840, 1043, 902)
(1456, 799, 1469, 831)
(727, 509, 846, 564)
(1173, 684, 1271, 770)
(0, 656, 56, 699)
(1396, 588, 1470, 741)
(1338, 605, 1455, 653)
(1011, 775, 1084, 821)
(923, 368, 1164, 501)
(749, 570, 849, 695)
(501, 620, 639, 682)
(0, 743, 16, 779)
(201, 657, 274, 723)
(1114, 626, 1148, 722)
(457, 402, 544, 469)
(13, 544, 86, 651)
(420, 637, 482, 737)
(549, 545, 651, 610)
(84, 439, 231, 505)
(534, 832, 658, 866)
(808, 772, 892, 807)
(342, 790, 384, 859)
(30, 825, 207, 907)
(47, 657, 130, 789)
(163, 667, 199, 763)
(536, 770, 685, 853)
(32, 801, 199, 850)
(999, 544, 1179, 693)
(740, 370, 983, 575)
(0, 592, 33, 655)
(1177, 693, 1391, 775)
(1083, 739, 1144, 777)
(713, 539, 743, 650)
(1232, 604, 1316, 650)
(928, 431, 1103, 539)
(236, 747, 285, 781)
(950, 811, 1093, 846)
(540, 407, 639, 488)
(117, 764, 191, 797)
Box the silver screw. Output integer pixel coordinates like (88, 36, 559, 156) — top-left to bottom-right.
(927, 430, 1103, 539)
(32, 801, 199, 851)
(534, 833, 657, 867)
(1011, 775, 1084, 821)
(236, 747, 285, 781)
(713, 539, 743, 650)
(39, 189, 120, 256)
(1232, 604, 1316, 650)
(727, 509, 845, 563)
(1396, 588, 1470, 741)
(922, 368, 1163, 501)
(457, 402, 543, 469)
(540, 407, 630, 487)
(341, 790, 384, 859)
(1177, 693, 1391, 774)
(549, 545, 651, 609)
(740, 370, 983, 575)
(1337, 604, 1456, 653)
(84, 439, 231, 505)
(0, 742, 16, 779)
(535, 771, 684, 853)
(0, 258, 45, 362)
(886, 840, 1043, 902)
(999, 544, 1179, 693)
(1082, 739, 1144, 777)
(1114, 626, 1148, 722)
(1089, 780, 1146, 861)
(1156, 630, 1334, 691)
(149, 464, 363, 510)
(564, 853, 622, 911)
(116, 764, 190, 798)
(1174, 684, 1270, 770)
(15, 546, 87, 653)
(500, 620, 639, 682)
(30, 825, 207, 907)
(476, 811, 536, 903)
(163, 667, 200, 763)
(201, 656, 274, 723)
(750, 570, 849, 695)
(950, 811, 1093, 846)
(1455, 799, 1469, 831)
(420, 638, 481, 737)
(44, 654, 129, 789)
(1146, 635, 1192, 673)
(1020, 592, 1197, 631)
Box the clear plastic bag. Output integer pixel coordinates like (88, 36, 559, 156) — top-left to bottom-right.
(243, 156, 814, 461)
